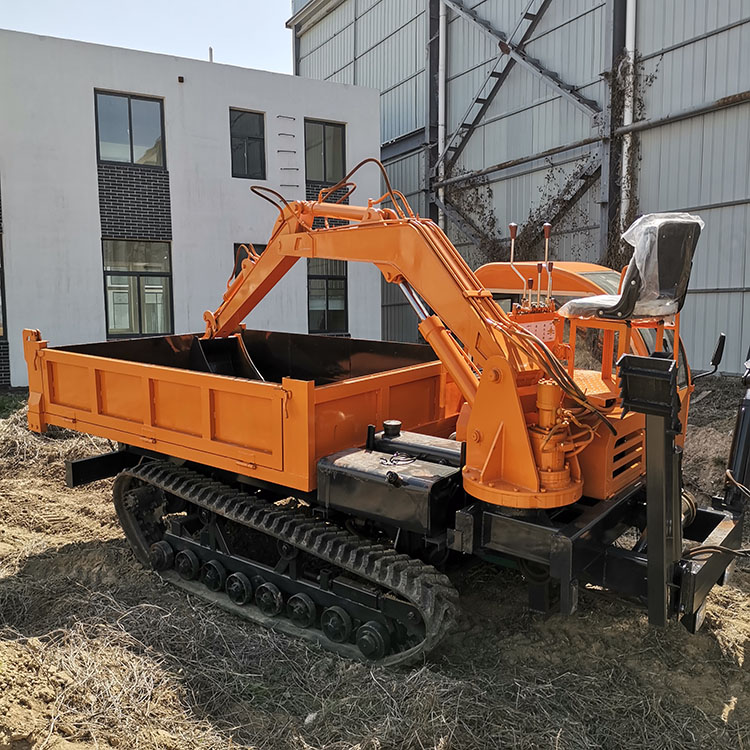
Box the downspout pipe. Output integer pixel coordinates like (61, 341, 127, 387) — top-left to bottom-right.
(619, 0, 637, 230)
(437, 1, 447, 228)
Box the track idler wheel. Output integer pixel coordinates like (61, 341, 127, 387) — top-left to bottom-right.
(287, 593, 316, 628)
(321, 606, 353, 643)
(356, 621, 391, 661)
(148, 541, 174, 571)
(200, 560, 227, 592)
(226, 572, 253, 605)
(175, 549, 200, 580)
(255, 582, 284, 616)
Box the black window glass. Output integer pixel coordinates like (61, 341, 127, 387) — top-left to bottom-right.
(103, 240, 170, 273)
(131, 98, 164, 166)
(305, 121, 324, 182)
(97, 93, 130, 162)
(325, 125, 344, 183)
(230, 110, 266, 179)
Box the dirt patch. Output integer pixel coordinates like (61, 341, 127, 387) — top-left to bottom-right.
(1, 391, 749, 749)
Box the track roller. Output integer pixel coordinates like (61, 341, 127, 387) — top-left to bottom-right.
(226, 572, 253, 605)
(200, 560, 227, 592)
(287, 593, 316, 628)
(175, 549, 200, 580)
(148, 541, 173, 571)
(356, 621, 391, 661)
(321, 606, 353, 643)
(255, 582, 284, 616)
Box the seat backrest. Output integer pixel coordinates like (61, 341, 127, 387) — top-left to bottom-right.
(651, 221, 701, 310)
(629, 217, 701, 317)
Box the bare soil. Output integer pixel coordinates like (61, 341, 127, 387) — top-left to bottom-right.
(0, 380, 749, 750)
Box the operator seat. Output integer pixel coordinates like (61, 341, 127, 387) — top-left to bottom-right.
(558, 213, 704, 320)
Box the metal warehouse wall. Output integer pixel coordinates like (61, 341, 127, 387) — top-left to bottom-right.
(290, 0, 750, 370)
(443, 0, 606, 268)
(635, 2, 750, 372)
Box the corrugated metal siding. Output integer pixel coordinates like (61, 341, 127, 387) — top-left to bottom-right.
(299, 0, 426, 145)
(444, 0, 605, 269)
(635, 0, 750, 372)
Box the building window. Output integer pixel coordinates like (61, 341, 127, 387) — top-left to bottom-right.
(96, 92, 165, 167)
(304, 121, 347, 334)
(308, 259, 347, 334)
(230, 109, 266, 179)
(305, 120, 345, 184)
(103, 240, 173, 337)
(233, 243, 266, 278)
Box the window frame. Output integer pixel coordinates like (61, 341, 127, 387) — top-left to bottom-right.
(101, 239, 175, 338)
(304, 119, 346, 185)
(307, 265, 348, 335)
(95, 90, 167, 169)
(229, 108, 267, 180)
(0, 235, 6, 341)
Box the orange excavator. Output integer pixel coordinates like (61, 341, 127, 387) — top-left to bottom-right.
(23, 160, 749, 664)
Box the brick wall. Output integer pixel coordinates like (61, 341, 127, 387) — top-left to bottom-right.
(0, 341, 9, 388)
(306, 181, 349, 228)
(98, 163, 172, 240)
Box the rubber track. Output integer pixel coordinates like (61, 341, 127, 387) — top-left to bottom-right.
(118, 460, 460, 666)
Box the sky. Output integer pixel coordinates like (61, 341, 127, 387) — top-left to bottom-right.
(0, 0, 294, 73)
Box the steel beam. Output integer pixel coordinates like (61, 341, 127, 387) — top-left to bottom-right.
(597, 0, 626, 261)
(615, 90, 750, 136)
(381, 129, 426, 162)
(425, 0, 441, 223)
(441, 0, 601, 119)
(433, 135, 602, 188)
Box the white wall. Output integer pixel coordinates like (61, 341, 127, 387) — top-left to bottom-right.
(0, 30, 381, 385)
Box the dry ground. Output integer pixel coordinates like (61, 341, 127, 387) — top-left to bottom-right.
(0, 379, 748, 750)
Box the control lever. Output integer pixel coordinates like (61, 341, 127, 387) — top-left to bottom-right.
(536, 263, 543, 306)
(508, 222, 527, 304)
(546, 261, 554, 302)
(693, 332, 726, 381)
(543, 222, 551, 302)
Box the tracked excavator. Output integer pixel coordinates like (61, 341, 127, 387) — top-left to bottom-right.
(23, 160, 750, 665)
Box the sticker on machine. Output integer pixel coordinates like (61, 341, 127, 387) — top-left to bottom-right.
(520, 320, 556, 341)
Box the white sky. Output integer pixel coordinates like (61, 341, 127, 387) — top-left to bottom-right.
(0, 0, 294, 73)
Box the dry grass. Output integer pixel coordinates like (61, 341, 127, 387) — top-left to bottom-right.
(1, 391, 749, 749)
(0, 405, 114, 477)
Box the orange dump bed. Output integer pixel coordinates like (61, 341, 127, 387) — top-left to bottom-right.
(24, 329, 462, 492)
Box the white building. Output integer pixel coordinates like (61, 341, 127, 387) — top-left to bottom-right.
(0, 29, 382, 386)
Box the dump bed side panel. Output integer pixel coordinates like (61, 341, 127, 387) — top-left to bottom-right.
(23, 330, 459, 494)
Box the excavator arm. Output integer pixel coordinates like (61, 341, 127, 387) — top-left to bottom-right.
(202, 186, 605, 509)
(204, 199, 520, 406)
